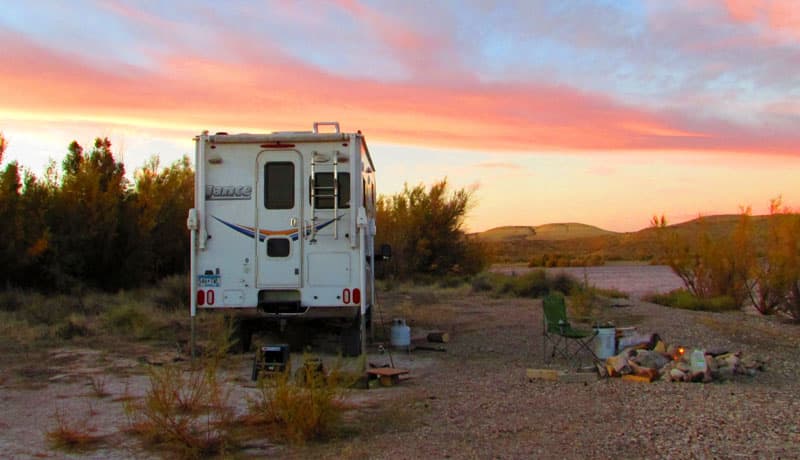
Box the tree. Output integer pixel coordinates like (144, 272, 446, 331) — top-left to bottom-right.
(50, 138, 130, 289)
(376, 179, 486, 279)
(0, 132, 7, 163)
(653, 201, 800, 319)
(0, 160, 23, 285)
(129, 155, 194, 281)
(748, 198, 800, 319)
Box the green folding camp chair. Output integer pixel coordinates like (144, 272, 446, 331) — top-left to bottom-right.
(542, 292, 598, 367)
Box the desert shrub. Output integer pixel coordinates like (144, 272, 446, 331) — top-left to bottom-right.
(0, 289, 25, 312)
(509, 270, 551, 297)
(550, 272, 577, 295)
(21, 294, 81, 326)
(149, 274, 189, 311)
(643, 289, 738, 312)
(527, 255, 544, 268)
(0, 313, 45, 345)
(653, 202, 800, 317)
(745, 201, 800, 319)
(593, 287, 629, 299)
(103, 305, 157, 339)
(470, 272, 496, 292)
(569, 286, 602, 321)
(56, 314, 92, 339)
(247, 359, 348, 444)
(437, 275, 469, 289)
(469, 270, 579, 299)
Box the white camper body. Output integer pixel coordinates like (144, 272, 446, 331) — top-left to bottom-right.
(188, 122, 377, 353)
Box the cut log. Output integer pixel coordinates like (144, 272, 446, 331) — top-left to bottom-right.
(427, 331, 450, 343)
(629, 361, 659, 381)
(413, 345, 446, 352)
(622, 374, 654, 383)
(606, 354, 631, 376)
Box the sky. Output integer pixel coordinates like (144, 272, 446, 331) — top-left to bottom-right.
(1, 0, 799, 232)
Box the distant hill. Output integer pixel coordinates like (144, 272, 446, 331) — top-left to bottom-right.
(478, 223, 617, 242)
(479, 214, 774, 264)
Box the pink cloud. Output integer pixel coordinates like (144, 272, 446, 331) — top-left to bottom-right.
(1, 29, 798, 156)
(331, 0, 463, 80)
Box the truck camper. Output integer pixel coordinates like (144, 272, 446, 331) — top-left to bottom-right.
(187, 122, 385, 355)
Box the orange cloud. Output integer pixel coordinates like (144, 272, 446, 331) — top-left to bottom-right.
(1, 29, 797, 156)
(723, 0, 800, 41)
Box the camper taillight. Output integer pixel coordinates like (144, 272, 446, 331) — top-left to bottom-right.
(341, 288, 361, 304)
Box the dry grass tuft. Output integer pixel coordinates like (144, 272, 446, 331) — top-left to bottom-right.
(122, 363, 236, 457)
(87, 374, 110, 398)
(246, 355, 353, 445)
(45, 408, 105, 451)
(121, 316, 237, 458)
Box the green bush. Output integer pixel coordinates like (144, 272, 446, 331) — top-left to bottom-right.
(149, 274, 189, 311)
(22, 294, 81, 326)
(643, 289, 738, 312)
(56, 314, 92, 339)
(508, 270, 550, 297)
(0, 289, 25, 312)
(550, 272, 577, 295)
(470, 270, 580, 299)
(470, 272, 496, 292)
(104, 305, 157, 339)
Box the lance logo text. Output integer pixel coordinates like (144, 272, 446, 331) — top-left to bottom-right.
(206, 185, 253, 200)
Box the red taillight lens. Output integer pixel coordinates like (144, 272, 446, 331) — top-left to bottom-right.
(352, 288, 361, 304)
(197, 290, 205, 306)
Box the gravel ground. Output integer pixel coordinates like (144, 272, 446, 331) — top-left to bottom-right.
(1, 267, 799, 459)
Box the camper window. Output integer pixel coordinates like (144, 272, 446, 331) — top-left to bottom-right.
(264, 162, 294, 209)
(313, 172, 350, 209)
(267, 238, 290, 257)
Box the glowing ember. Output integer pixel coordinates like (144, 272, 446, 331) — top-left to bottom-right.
(675, 347, 686, 361)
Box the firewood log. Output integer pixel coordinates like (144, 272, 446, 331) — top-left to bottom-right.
(427, 331, 450, 343)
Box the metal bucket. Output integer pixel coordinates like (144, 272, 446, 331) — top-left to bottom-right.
(594, 327, 616, 359)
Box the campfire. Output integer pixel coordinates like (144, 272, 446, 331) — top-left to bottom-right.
(600, 332, 764, 383)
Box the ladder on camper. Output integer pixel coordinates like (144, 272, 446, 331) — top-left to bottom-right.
(309, 151, 339, 242)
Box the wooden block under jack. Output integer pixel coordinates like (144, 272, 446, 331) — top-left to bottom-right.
(366, 368, 409, 387)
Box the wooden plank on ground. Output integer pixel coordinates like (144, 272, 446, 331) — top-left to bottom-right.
(526, 368, 561, 381)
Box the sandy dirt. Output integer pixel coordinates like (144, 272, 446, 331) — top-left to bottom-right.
(1, 264, 798, 459)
